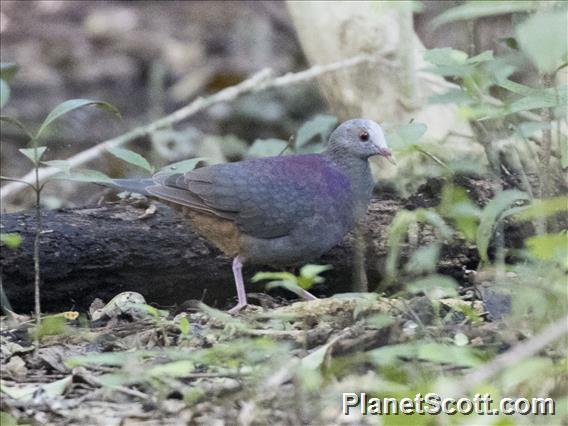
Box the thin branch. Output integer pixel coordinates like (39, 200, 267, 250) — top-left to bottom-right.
(0, 176, 37, 190)
(33, 164, 41, 354)
(540, 72, 554, 200)
(440, 314, 568, 396)
(1, 54, 391, 202)
(416, 147, 451, 171)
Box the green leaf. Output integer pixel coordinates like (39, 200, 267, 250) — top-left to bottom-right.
(107, 146, 154, 173)
(95, 372, 132, 387)
(385, 122, 427, 151)
(404, 243, 440, 274)
(299, 339, 333, 372)
(500, 357, 553, 389)
(424, 48, 468, 66)
(508, 85, 568, 114)
(248, 138, 289, 158)
(295, 114, 337, 148)
(0, 79, 10, 109)
(525, 233, 568, 267)
(406, 274, 458, 298)
(160, 157, 206, 174)
(55, 169, 114, 184)
(31, 315, 67, 338)
(19, 146, 47, 165)
(364, 313, 396, 329)
(0, 63, 19, 81)
(415, 209, 453, 239)
(0, 233, 22, 249)
(516, 121, 551, 138)
(476, 190, 529, 263)
(145, 360, 195, 379)
(512, 196, 568, 221)
(432, 1, 538, 28)
(37, 99, 120, 141)
(0, 412, 18, 426)
(0, 376, 72, 401)
(428, 89, 474, 105)
(386, 210, 417, 279)
(197, 302, 247, 331)
(41, 160, 72, 174)
(467, 50, 494, 64)
(418, 343, 481, 367)
(386, 209, 452, 279)
(66, 352, 139, 368)
(298, 264, 332, 289)
(178, 316, 190, 336)
(516, 11, 568, 73)
(438, 184, 480, 241)
(370, 342, 481, 368)
(125, 303, 168, 319)
(498, 79, 536, 96)
(0, 116, 33, 139)
(252, 271, 297, 283)
(561, 137, 568, 169)
(299, 264, 332, 280)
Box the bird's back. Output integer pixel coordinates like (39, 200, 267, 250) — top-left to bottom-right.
(147, 153, 356, 263)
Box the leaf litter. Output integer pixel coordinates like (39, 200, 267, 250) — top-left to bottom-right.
(0, 289, 515, 425)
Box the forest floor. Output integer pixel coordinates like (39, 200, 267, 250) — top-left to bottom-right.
(1, 284, 518, 425)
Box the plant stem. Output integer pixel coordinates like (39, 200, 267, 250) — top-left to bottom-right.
(540, 72, 554, 201)
(33, 159, 42, 353)
(352, 223, 368, 293)
(398, 4, 419, 109)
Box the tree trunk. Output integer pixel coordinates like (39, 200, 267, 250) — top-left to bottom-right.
(1, 179, 492, 313)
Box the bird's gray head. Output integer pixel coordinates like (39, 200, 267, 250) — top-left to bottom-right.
(327, 119, 393, 162)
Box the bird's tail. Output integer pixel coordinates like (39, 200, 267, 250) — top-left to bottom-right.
(109, 178, 155, 196)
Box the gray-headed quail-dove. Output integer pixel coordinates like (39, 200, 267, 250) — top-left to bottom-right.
(112, 119, 393, 312)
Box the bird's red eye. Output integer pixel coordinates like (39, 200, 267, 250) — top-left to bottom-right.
(359, 131, 370, 141)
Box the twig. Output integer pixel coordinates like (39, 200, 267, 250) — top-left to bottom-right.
(540, 72, 554, 201)
(416, 147, 451, 171)
(33, 165, 41, 354)
(441, 314, 568, 396)
(184, 371, 249, 379)
(245, 329, 306, 339)
(95, 381, 152, 401)
(1, 54, 390, 201)
(0, 176, 37, 189)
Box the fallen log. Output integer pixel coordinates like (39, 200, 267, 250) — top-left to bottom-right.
(1, 179, 488, 313)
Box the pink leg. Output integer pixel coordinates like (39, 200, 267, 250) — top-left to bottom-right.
(228, 256, 248, 314)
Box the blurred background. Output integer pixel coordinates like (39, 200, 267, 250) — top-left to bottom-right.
(2, 0, 550, 212)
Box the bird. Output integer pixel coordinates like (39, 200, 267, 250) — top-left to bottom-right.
(111, 119, 393, 313)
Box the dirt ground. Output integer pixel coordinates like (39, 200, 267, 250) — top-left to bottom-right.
(3, 290, 513, 425)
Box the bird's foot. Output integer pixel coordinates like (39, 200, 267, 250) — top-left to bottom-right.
(228, 302, 248, 314)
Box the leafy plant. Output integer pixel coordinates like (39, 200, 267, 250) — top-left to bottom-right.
(1, 71, 120, 350)
(252, 264, 332, 298)
(476, 189, 529, 263)
(248, 114, 338, 158)
(385, 208, 452, 283)
(0, 233, 22, 250)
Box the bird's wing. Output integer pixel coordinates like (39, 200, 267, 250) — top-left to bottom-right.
(147, 155, 347, 239)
